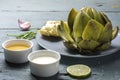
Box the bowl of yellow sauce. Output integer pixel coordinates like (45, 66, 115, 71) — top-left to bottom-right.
(2, 39, 33, 63)
(6, 44, 30, 51)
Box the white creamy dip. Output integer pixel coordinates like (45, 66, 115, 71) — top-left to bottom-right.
(32, 57, 57, 64)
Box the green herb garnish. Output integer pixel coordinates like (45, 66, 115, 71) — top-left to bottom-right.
(7, 31, 37, 40)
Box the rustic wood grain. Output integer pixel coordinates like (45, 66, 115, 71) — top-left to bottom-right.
(0, 12, 120, 29)
(0, 0, 120, 80)
(0, 0, 120, 29)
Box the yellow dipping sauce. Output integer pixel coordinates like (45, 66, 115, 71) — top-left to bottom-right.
(6, 44, 30, 51)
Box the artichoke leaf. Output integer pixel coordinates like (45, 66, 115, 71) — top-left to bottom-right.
(86, 7, 94, 19)
(57, 21, 74, 43)
(98, 22, 112, 42)
(81, 7, 94, 18)
(81, 7, 88, 11)
(96, 42, 111, 51)
(92, 8, 105, 25)
(112, 26, 119, 39)
(63, 41, 77, 50)
(64, 21, 70, 34)
(99, 12, 108, 26)
(68, 8, 78, 32)
(100, 12, 111, 23)
(97, 12, 106, 26)
(91, 8, 98, 19)
(73, 11, 91, 42)
(82, 19, 104, 41)
(78, 40, 100, 50)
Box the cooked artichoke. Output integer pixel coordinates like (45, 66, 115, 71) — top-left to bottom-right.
(40, 21, 60, 37)
(57, 7, 119, 53)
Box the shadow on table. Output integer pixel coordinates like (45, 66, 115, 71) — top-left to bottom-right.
(60, 50, 120, 67)
(4, 60, 29, 68)
(31, 72, 60, 80)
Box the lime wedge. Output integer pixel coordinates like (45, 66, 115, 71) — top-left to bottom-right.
(67, 64, 91, 78)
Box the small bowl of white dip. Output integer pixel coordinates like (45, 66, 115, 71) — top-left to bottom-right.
(28, 50, 61, 77)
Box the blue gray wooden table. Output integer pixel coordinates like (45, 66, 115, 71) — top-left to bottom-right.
(0, 0, 120, 80)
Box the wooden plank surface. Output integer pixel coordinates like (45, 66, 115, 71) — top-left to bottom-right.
(0, 29, 120, 80)
(0, 12, 120, 29)
(0, 0, 120, 80)
(0, 0, 120, 29)
(0, 0, 120, 11)
(0, 30, 120, 80)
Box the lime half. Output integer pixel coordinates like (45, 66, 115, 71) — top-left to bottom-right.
(67, 64, 91, 78)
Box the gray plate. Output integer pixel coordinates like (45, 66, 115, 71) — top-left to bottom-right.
(36, 32, 120, 58)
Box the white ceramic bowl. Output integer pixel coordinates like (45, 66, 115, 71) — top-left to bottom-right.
(28, 50, 61, 77)
(2, 39, 33, 63)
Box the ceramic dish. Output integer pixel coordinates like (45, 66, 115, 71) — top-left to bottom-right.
(28, 50, 61, 77)
(36, 32, 120, 58)
(2, 39, 33, 63)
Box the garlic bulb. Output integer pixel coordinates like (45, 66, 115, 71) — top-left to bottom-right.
(18, 19, 31, 31)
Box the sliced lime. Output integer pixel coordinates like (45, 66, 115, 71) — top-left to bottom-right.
(67, 64, 91, 78)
